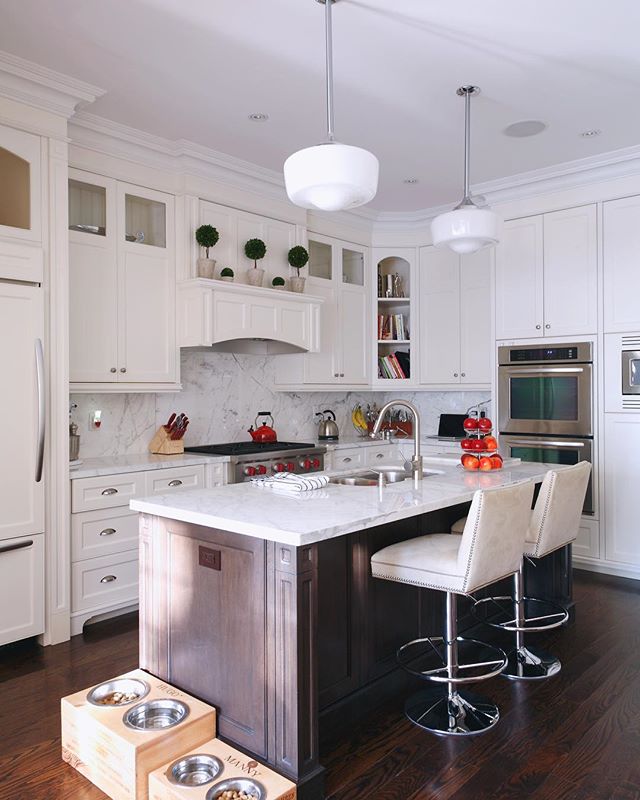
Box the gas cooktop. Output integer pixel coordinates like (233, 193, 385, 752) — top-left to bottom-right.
(185, 441, 317, 457)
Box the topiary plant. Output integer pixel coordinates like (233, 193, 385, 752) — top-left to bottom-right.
(272, 276, 286, 286)
(244, 238, 267, 268)
(195, 224, 219, 258)
(288, 245, 309, 276)
(220, 267, 234, 277)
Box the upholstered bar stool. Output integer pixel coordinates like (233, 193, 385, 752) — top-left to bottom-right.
(463, 461, 591, 680)
(371, 480, 534, 736)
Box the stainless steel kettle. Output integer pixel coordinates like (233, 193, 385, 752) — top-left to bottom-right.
(316, 409, 339, 441)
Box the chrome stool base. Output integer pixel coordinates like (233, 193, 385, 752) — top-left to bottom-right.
(503, 645, 561, 681)
(405, 688, 499, 736)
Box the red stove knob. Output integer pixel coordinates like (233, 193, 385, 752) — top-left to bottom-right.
(300, 458, 312, 470)
(274, 463, 285, 472)
(244, 466, 257, 477)
(286, 462, 295, 472)
(312, 458, 320, 469)
(256, 464, 267, 475)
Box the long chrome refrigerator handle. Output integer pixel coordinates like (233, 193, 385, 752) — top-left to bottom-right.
(35, 338, 45, 483)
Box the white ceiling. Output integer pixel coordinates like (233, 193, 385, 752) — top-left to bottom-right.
(2, 0, 640, 211)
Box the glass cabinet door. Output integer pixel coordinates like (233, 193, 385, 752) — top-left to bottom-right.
(125, 194, 166, 247)
(308, 239, 332, 281)
(342, 247, 364, 286)
(69, 180, 107, 236)
(0, 123, 41, 242)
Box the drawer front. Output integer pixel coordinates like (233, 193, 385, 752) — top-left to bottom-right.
(72, 472, 145, 513)
(145, 465, 205, 494)
(0, 533, 44, 646)
(333, 448, 364, 470)
(71, 508, 139, 563)
(71, 551, 138, 613)
(364, 444, 397, 466)
(205, 462, 228, 488)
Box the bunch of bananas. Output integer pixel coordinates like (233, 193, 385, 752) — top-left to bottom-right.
(351, 404, 369, 434)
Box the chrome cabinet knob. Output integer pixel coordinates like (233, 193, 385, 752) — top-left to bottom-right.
(461, 372, 466, 377)
(545, 324, 551, 329)
(453, 373, 458, 377)
(334, 373, 339, 378)
(536, 325, 541, 330)
(340, 373, 345, 377)
(110, 367, 117, 373)
(120, 367, 127, 373)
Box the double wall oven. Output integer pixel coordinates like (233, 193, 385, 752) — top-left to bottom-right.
(498, 342, 594, 515)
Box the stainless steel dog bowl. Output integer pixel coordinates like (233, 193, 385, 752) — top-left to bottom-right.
(123, 699, 189, 731)
(168, 754, 223, 786)
(86, 678, 150, 707)
(206, 777, 265, 800)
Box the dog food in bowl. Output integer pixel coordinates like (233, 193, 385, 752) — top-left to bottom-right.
(206, 778, 264, 800)
(86, 678, 150, 707)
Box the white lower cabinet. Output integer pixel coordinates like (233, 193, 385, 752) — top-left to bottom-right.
(572, 518, 600, 561)
(604, 414, 640, 567)
(70, 463, 210, 634)
(0, 534, 44, 646)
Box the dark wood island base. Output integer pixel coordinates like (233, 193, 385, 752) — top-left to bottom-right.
(139, 504, 572, 800)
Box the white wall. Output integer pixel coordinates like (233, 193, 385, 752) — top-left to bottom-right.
(70, 352, 489, 458)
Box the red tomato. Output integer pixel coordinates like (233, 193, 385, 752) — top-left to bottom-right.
(478, 417, 493, 432)
(472, 438, 487, 451)
(461, 438, 474, 450)
(483, 435, 498, 452)
(479, 457, 493, 471)
(490, 455, 503, 469)
(461, 454, 480, 471)
(463, 417, 479, 431)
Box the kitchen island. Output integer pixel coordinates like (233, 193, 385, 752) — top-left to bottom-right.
(131, 462, 571, 800)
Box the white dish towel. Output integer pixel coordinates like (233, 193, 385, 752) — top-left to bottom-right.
(251, 472, 330, 493)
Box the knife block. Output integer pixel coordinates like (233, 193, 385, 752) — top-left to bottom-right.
(149, 426, 184, 455)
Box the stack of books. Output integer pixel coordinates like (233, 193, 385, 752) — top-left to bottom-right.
(378, 352, 408, 379)
(377, 313, 407, 340)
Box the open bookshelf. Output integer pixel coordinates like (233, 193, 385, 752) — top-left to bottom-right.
(376, 255, 412, 382)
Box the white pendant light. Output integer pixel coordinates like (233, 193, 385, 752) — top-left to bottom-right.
(284, 0, 379, 212)
(431, 86, 500, 254)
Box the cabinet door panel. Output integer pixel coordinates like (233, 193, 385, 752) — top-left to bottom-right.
(304, 282, 338, 383)
(340, 286, 368, 384)
(460, 249, 491, 385)
(0, 534, 44, 645)
(603, 196, 640, 332)
(495, 216, 544, 339)
(0, 283, 44, 541)
(419, 246, 460, 384)
(543, 205, 597, 336)
(604, 414, 640, 566)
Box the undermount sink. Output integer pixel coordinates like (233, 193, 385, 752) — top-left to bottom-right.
(330, 469, 408, 486)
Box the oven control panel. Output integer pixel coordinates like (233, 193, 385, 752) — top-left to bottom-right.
(499, 341, 592, 366)
(235, 454, 324, 483)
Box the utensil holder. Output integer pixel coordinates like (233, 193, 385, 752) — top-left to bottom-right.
(149, 426, 185, 455)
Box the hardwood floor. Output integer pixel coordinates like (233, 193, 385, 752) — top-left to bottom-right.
(1, 570, 639, 800)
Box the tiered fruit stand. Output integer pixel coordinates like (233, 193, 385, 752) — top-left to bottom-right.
(460, 411, 504, 471)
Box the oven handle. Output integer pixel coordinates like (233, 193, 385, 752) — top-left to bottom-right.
(503, 367, 586, 374)
(506, 439, 586, 448)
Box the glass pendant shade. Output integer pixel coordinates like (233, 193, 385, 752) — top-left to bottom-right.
(431, 205, 500, 254)
(284, 142, 379, 211)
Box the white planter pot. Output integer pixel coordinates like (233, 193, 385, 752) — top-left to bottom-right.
(197, 257, 216, 279)
(220, 275, 234, 282)
(272, 283, 286, 290)
(246, 268, 265, 287)
(289, 276, 306, 293)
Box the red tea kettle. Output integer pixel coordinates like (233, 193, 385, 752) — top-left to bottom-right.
(248, 412, 278, 443)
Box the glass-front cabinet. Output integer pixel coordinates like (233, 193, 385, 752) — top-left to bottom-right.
(68, 169, 177, 389)
(0, 123, 41, 244)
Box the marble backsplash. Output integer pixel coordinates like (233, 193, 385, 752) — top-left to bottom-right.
(70, 352, 491, 459)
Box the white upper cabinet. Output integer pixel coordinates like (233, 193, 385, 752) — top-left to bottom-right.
(495, 205, 597, 340)
(543, 205, 597, 337)
(495, 216, 544, 340)
(603, 195, 640, 332)
(69, 169, 177, 389)
(419, 246, 491, 387)
(0, 122, 42, 246)
(275, 234, 369, 388)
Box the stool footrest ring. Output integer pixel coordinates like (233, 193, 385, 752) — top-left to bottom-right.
(472, 595, 569, 633)
(397, 636, 507, 684)
(405, 688, 499, 736)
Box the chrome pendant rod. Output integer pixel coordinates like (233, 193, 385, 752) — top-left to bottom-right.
(324, 0, 336, 142)
(456, 85, 480, 209)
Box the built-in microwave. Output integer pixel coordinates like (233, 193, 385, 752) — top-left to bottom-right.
(498, 342, 593, 437)
(622, 349, 640, 395)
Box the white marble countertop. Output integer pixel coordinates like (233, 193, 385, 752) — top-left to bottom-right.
(130, 461, 558, 547)
(69, 452, 230, 480)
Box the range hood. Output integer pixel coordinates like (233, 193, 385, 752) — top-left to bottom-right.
(178, 280, 323, 355)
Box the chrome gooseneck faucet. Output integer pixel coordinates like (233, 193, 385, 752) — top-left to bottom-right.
(371, 400, 423, 484)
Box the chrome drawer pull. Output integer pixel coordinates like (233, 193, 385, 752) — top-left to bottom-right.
(376, 453, 384, 459)
(343, 457, 352, 463)
(168, 479, 183, 487)
(100, 575, 117, 583)
(99, 528, 116, 537)
(0, 540, 33, 555)
(101, 488, 118, 496)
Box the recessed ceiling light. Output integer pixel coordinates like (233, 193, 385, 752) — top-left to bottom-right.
(248, 113, 269, 122)
(580, 129, 601, 138)
(503, 120, 547, 138)
(403, 178, 419, 184)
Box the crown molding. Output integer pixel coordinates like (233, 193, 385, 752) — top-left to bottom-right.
(0, 50, 104, 120)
